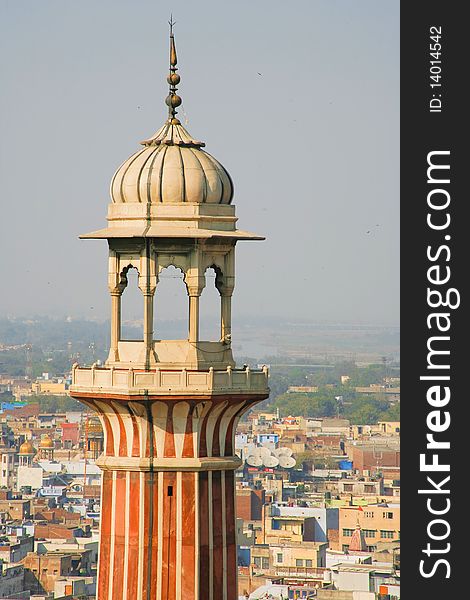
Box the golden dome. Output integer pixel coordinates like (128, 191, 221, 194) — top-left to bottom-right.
(19, 441, 35, 455)
(39, 434, 54, 448)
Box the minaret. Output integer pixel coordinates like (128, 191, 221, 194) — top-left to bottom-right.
(18, 441, 36, 467)
(69, 22, 269, 600)
(38, 434, 55, 460)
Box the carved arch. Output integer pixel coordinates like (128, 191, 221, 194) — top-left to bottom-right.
(119, 263, 140, 293)
(156, 254, 189, 275)
(204, 263, 224, 295)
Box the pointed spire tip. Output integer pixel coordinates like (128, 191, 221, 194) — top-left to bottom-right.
(166, 16, 182, 123)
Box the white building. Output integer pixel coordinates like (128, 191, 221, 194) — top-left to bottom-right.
(0, 448, 16, 489)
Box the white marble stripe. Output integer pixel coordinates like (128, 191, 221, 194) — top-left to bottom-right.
(194, 472, 199, 599)
(129, 402, 147, 458)
(206, 401, 228, 457)
(94, 401, 117, 455)
(137, 471, 144, 600)
(96, 400, 121, 457)
(90, 405, 108, 457)
(122, 471, 130, 600)
(218, 401, 244, 457)
(109, 402, 126, 456)
(176, 471, 182, 600)
(221, 471, 227, 600)
(108, 471, 117, 600)
(152, 402, 168, 458)
(156, 471, 164, 600)
(111, 401, 135, 457)
(208, 470, 214, 600)
(173, 401, 190, 458)
(196, 401, 213, 456)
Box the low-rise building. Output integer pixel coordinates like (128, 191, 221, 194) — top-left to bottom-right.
(269, 504, 339, 544)
(22, 551, 74, 594)
(0, 563, 24, 598)
(0, 498, 31, 520)
(0, 447, 16, 489)
(350, 443, 400, 475)
(0, 535, 34, 563)
(339, 504, 400, 552)
(337, 478, 383, 497)
(236, 486, 265, 521)
(269, 540, 328, 571)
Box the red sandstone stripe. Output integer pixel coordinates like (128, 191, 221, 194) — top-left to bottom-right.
(181, 472, 196, 597)
(211, 400, 228, 457)
(225, 471, 237, 598)
(224, 400, 250, 456)
(182, 402, 195, 458)
(141, 471, 152, 600)
(100, 412, 115, 456)
(79, 398, 96, 412)
(110, 404, 128, 457)
(212, 470, 224, 599)
(85, 399, 115, 457)
(199, 471, 210, 599)
(127, 402, 146, 457)
(113, 471, 126, 599)
(98, 471, 113, 599)
(198, 403, 213, 457)
(163, 404, 176, 458)
(128, 408, 141, 457)
(161, 472, 177, 599)
(149, 471, 159, 600)
(127, 472, 140, 599)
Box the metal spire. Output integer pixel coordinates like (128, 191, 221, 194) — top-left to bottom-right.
(166, 15, 182, 124)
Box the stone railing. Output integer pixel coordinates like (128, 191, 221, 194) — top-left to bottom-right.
(70, 364, 269, 396)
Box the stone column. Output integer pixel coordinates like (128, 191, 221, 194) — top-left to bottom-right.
(218, 248, 235, 343)
(139, 244, 157, 369)
(108, 249, 126, 364)
(143, 291, 155, 353)
(188, 294, 200, 343)
(186, 263, 205, 345)
(109, 291, 122, 362)
(220, 292, 232, 342)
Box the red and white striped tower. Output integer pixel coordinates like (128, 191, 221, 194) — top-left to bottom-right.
(69, 21, 268, 600)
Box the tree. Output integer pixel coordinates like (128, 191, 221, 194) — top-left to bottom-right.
(27, 394, 84, 413)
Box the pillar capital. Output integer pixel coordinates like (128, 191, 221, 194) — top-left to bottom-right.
(218, 282, 235, 297)
(108, 288, 123, 296)
(138, 275, 157, 296)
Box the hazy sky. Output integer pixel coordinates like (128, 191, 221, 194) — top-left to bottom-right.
(0, 0, 399, 326)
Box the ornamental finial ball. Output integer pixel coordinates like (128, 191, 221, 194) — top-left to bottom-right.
(167, 73, 180, 86)
(166, 94, 182, 108)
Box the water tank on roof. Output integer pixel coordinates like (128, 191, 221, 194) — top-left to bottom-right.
(339, 460, 353, 470)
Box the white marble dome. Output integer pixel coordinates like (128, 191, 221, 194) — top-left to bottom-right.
(110, 120, 234, 205)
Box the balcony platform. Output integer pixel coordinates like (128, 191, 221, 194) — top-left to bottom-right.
(70, 364, 269, 398)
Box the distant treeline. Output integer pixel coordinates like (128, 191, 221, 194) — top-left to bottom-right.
(271, 389, 399, 424)
(26, 394, 85, 413)
(251, 361, 400, 424)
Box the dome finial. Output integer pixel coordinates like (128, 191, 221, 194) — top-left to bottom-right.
(166, 15, 182, 125)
